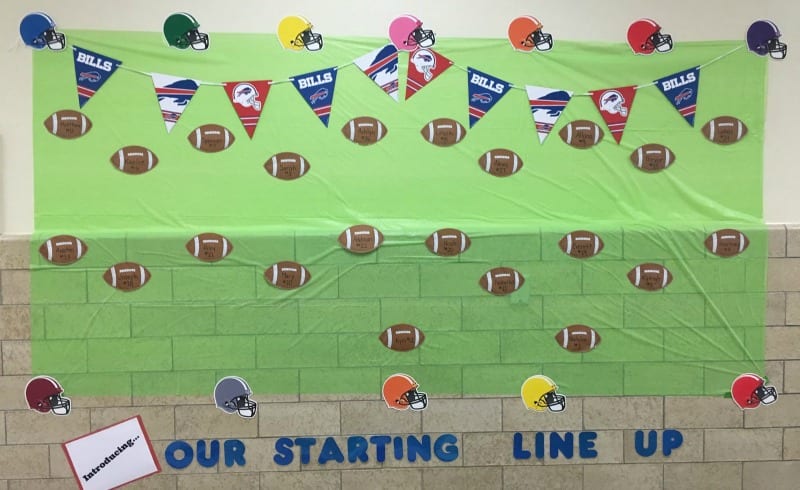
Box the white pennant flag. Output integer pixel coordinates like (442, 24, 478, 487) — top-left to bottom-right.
(151, 73, 200, 133)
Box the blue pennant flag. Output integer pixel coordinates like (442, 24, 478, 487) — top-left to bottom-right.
(654, 66, 700, 127)
(73, 46, 121, 108)
(291, 67, 338, 127)
(467, 67, 512, 128)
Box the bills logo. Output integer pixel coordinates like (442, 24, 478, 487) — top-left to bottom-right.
(310, 88, 329, 104)
(674, 88, 693, 105)
(531, 90, 571, 117)
(471, 93, 493, 104)
(79, 71, 101, 83)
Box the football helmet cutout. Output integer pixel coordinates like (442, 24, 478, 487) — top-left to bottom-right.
(731, 373, 778, 410)
(627, 18, 672, 54)
(25, 376, 71, 415)
(747, 20, 787, 59)
(521, 375, 566, 412)
(382, 373, 428, 411)
(214, 376, 257, 418)
(19, 12, 65, 50)
(277, 15, 323, 51)
(163, 12, 209, 50)
(389, 14, 435, 52)
(507, 16, 553, 52)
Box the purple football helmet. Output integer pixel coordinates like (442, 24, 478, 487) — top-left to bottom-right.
(747, 20, 786, 59)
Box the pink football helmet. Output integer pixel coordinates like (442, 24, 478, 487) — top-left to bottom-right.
(389, 14, 435, 52)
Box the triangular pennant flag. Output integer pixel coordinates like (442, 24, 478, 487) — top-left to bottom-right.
(151, 73, 200, 133)
(354, 44, 399, 101)
(654, 67, 700, 126)
(405, 48, 453, 100)
(72, 46, 121, 108)
(526, 86, 573, 144)
(223, 81, 271, 138)
(467, 68, 512, 128)
(291, 67, 338, 127)
(590, 85, 637, 144)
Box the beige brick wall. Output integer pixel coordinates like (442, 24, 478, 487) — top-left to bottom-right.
(1, 228, 798, 488)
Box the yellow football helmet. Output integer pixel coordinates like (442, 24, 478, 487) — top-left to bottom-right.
(277, 15, 322, 51)
(521, 375, 566, 412)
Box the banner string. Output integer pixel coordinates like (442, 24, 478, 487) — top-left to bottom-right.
(71, 37, 746, 96)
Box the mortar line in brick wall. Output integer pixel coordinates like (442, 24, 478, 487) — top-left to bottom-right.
(782, 427, 785, 460)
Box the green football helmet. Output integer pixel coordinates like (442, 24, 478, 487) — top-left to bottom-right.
(163, 12, 208, 50)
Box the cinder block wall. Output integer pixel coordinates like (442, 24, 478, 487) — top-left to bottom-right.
(1, 228, 798, 489)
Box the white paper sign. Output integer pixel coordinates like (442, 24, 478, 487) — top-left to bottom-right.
(62, 415, 160, 490)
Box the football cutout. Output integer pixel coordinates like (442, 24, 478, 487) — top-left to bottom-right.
(43, 110, 92, 139)
(379, 324, 425, 352)
(627, 263, 672, 291)
(558, 230, 604, 259)
(338, 225, 384, 254)
(425, 228, 471, 257)
(630, 144, 675, 173)
(188, 124, 235, 153)
(559, 120, 604, 149)
(264, 152, 310, 180)
(342, 116, 388, 146)
(479, 267, 525, 296)
(103, 262, 151, 292)
(186, 233, 233, 262)
(39, 235, 88, 265)
(421, 118, 467, 147)
(264, 261, 311, 290)
(705, 229, 749, 258)
(555, 325, 602, 353)
(110, 146, 158, 175)
(701, 116, 748, 145)
(478, 149, 523, 177)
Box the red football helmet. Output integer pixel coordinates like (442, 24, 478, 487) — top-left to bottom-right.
(731, 373, 777, 410)
(25, 376, 71, 415)
(382, 373, 427, 410)
(627, 19, 672, 54)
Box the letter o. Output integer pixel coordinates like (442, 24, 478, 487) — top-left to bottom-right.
(165, 440, 194, 469)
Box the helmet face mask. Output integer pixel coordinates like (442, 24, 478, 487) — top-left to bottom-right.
(297, 29, 323, 51)
(754, 384, 777, 405)
(540, 390, 566, 412)
(186, 29, 209, 51)
(532, 29, 553, 51)
(42, 27, 66, 50)
(409, 27, 435, 49)
(651, 31, 673, 53)
(767, 38, 787, 59)
(48, 394, 71, 415)
(402, 388, 428, 410)
(228, 394, 257, 418)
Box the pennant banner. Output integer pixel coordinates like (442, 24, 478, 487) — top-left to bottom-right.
(354, 44, 399, 101)
(223, 80, 271, 138)
(655, 66, 700, 127)
(73, 46, 121, 108)
(151, 74, 200, 133)
(292, 67, 337, 127)
(406, 48, 453, 100)
(526, 86, 573, 144)
(467, 67, 512, 128)
(590, 85, 637, 144)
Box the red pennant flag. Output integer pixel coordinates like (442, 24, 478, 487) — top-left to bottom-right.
(589, 85, 637, 144)
(223, 81, 271, 139)
(405, 48, 453, 99)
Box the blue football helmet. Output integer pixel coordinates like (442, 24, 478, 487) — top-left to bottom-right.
(20, 12, 65, 51)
